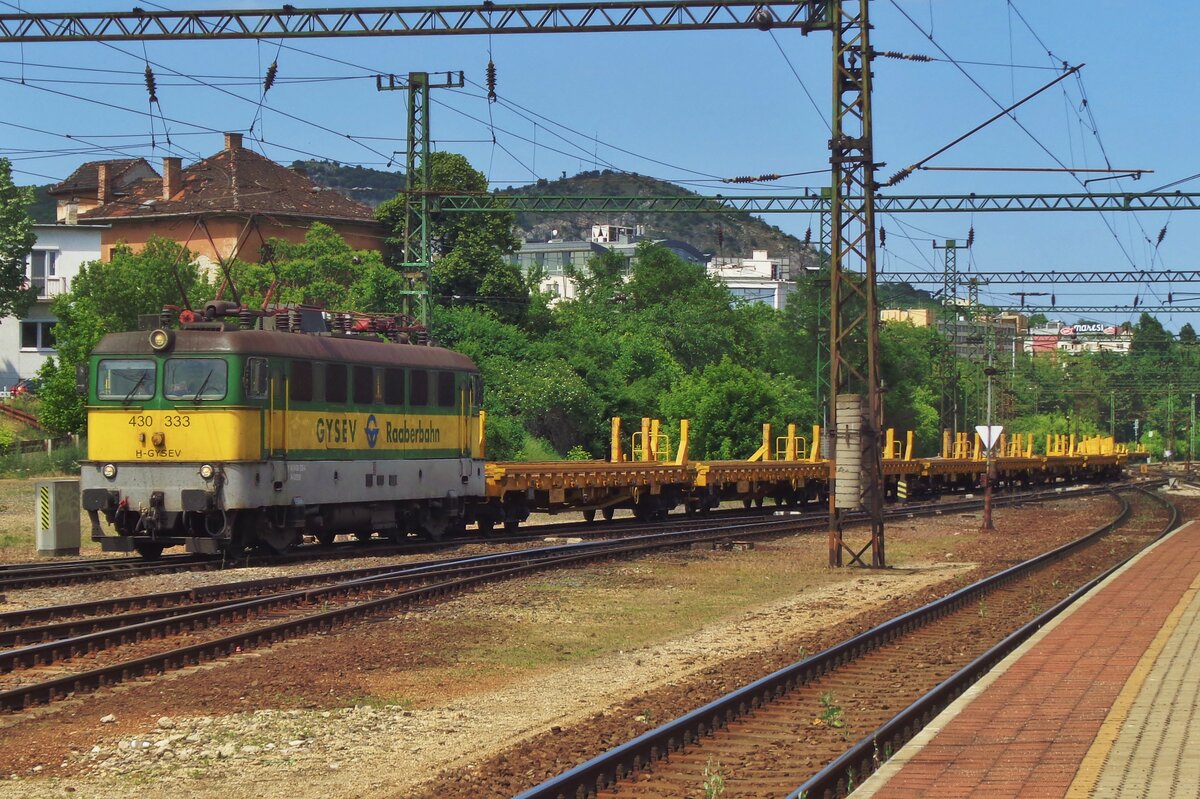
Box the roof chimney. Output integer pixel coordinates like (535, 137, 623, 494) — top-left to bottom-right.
(162, 156, 181, 201)
(224, 132, 243, 152)
(96, 163, 109, 205)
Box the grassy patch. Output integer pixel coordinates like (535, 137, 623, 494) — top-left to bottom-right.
(443, 547, 850, 672)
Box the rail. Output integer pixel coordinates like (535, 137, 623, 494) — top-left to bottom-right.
(794, 485, 1178, 798)
(515, 483, 1171, 799)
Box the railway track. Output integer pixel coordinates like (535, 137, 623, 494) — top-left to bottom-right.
(0, 482, 1140, 712)
(514, 485, 1177, 799)
(0, 479, 1131, 590)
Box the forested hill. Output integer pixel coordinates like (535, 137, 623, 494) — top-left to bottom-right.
(292, 161, 821, 267)
(506, 171, 819, 267)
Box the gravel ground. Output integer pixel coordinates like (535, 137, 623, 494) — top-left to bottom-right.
(0, 491, 1176, 799)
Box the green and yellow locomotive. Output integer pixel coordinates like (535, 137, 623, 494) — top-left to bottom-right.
(81, 308, 485, 557)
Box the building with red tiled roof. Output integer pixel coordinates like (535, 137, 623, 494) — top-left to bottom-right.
(48, 158, 159, 223)
(68, 133, 384, 265)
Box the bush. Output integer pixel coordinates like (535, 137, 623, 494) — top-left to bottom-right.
(0, 441, 84, 478)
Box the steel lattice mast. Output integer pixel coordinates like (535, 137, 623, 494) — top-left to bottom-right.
(826, 0, 883, 567)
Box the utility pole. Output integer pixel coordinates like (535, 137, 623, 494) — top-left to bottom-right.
(1168, 386, 1175, 461)
(1110, 390, 1115, 439)
(827, 0, 886, 569)
(982, 364, 998, 531)
(376, 70, 465, 336)
(934, 238, 967, 435)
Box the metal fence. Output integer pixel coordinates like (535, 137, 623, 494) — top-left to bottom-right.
(0, 435, 82, 456)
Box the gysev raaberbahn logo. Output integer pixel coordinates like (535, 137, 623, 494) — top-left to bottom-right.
(365, 414, 379, 448)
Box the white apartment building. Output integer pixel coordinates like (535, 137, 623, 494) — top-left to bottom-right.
(0, 224, 105, 389)
(707, 249, 795, 310)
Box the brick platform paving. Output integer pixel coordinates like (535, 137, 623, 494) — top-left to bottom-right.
(856, 519, 1200, 799)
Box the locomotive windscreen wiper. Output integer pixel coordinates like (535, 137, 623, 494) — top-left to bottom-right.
(192, 368, 214, 402)
(122, 372, 147, 406)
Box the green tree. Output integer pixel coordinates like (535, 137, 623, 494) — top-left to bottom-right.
(375, 153, 526, 321)
(660, 357, 815, 459)
(0, 158, 37, 318)
(238, 223, 401, 312)
(37, 239, 213, 433)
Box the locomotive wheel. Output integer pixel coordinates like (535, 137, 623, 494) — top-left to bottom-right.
(354, 531, 373, 543)
(134, 542, 164, 560)
(602, 507, 615, 521)
(316, 531, 336, 546)
(503, 519, 520, 532)
(477, 518, 496, 535)
(583, 509, 597, 523)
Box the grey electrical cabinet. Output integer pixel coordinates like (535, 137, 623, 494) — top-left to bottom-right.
(35, 478, 81, 556)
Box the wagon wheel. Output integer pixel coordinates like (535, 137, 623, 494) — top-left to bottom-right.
(354, 531, 373, 543)
(602, 507, 615, 521)
(477, 517, 496, 536)
(583, 509, 597, 523)
(316, 531, 337, 546)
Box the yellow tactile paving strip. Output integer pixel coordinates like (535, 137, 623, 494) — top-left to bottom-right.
(1070, 572, 1200, 798)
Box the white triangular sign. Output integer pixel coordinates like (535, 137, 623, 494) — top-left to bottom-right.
(975, 425, 1004, 450)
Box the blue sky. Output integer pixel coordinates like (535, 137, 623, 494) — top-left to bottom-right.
(2, 1, 1198, 329)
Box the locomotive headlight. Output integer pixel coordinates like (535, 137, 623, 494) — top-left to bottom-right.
(199, 464, 215, 480)
(102, 463, 118, 480)
(148, 328, 174, 352)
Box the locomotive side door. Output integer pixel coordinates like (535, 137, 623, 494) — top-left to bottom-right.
(268, 366, 289, 489)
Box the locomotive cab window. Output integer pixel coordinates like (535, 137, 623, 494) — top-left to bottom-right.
(437, 371, 456, 408)
(245, 357, 269, 399)
(165, 359, 227, 401)
(97, 359, 156, 401)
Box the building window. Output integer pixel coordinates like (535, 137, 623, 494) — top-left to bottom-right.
(26, 251, 58, 297)
(20, 321, 56, 350)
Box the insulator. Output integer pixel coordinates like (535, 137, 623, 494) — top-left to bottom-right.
(486, 59, 497, 103)
(752, 8, 773, 31)
(886, 166, 913, 187)
(144, 66, 158, 104)
(717, 225, 724, 247)
(966, 225, 975, 249)
(879, 226, 886, 247)
(1051, 293, 1057, 307)
(804, 227, 812, 246)
(1157, 225, 1167, 246)
(263, 61, 278, 94)
(1169, 292, 1174, 304)
(1133, 295, 1139, 308)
